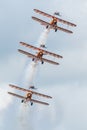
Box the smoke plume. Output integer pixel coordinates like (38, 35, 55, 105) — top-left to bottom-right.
(18, 28, 50, 130)
(0, 83, 14, 111)
(38, 28, 50, 47)
(24, 61, 38, 88)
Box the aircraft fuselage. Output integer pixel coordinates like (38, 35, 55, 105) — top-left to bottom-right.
(37, 51, 44, 58)
(50, 18, 57, 26)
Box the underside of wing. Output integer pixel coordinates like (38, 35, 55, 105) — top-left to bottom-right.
(32, 16, 49, 26)
(8, 92, 25, 99)
(34, 9, 54, 19)
(57, 17, 76, 27)
(42, 57, 59, 65)
(56, 26, 73, 33)
(20, 41, 39, 50)
(18, 49, 59, 65)
(34, 9, 76, 27)
(18, 49, 37, 58)
(9, 84, 30, 92)
(20, 42, 63, 59)
(32, 17, 73, 34)
(8, 92, 49, 105)
(9, 84, 52, 99)
(30, 98, 49, 105)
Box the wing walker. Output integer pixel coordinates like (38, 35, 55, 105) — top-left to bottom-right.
(8, 9, 76, 106)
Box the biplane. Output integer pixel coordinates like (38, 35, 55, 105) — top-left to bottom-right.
(32, 9, 76, 33)
(8, 84, 52, 106)
(18, 41, 63, 65)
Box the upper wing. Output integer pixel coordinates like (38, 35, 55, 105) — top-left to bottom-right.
(34, 9, 54, 19)
(8, 92, 49, 105)
(18, 49, 59, 65)
(20, 42, 63, 59)
(8, 92, 25, 99)
(32, 17, 73, 34)
(34, 9, 76, 27)
(9, 84, 52, 99)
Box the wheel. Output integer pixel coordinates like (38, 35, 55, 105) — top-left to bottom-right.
(55, 28, 57, 32)
(21, 100, 24, 103)
(46, 25, 49, 28)
(41, 61, 44, 64)
(32, 58, 34, 61)
(31, 102, 33, 106)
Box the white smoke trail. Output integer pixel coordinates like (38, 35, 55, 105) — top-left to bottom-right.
(18, 28, 50, 130)
(0, 83, 14, 129)
(18, 103, 34, 130)
(38, 28, 50, 47)
(23, 61, 38, 88)
(23, 28, 50, 88)
(0, 83, 14, 111)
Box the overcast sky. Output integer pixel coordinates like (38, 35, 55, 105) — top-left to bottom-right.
(0, 0, 87, 130)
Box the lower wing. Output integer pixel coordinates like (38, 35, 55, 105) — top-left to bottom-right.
(41, 57, 59, 65)
(18, 49, 59, 65)
(32, 16, 49, 26)
(32, 16, 73, 34)
(20, 42, 63, 59)
(8, 92, 49, 105)
(54, 26, 73, 33)
(8, 92, 25, 99)
(30, 99, 49, 105)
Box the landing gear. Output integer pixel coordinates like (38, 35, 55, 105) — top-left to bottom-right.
(31, 102, 33, 106)
(41, 61, 44, 64)
(46, 25, 49, 28)
(21, 100, 24, 103)
(32, 58, 34, 61)
(55, 28, 57, 32)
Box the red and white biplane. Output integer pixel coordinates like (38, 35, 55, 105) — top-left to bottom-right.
(8, 84, 52, 106)
(32, 9, 76, 33)
(18, 42, 63, 65)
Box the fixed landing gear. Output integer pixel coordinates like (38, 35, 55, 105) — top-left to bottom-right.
(55, 28, 57, 32)
(21, 100, 24, 103)
(41, 61, 44, 64)
(32, 58, 34, 61)
(31, 102, 33, 106)
(46, 25, 49, 28)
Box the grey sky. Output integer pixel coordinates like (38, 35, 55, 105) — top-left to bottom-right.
(0, 0, 87, 130)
